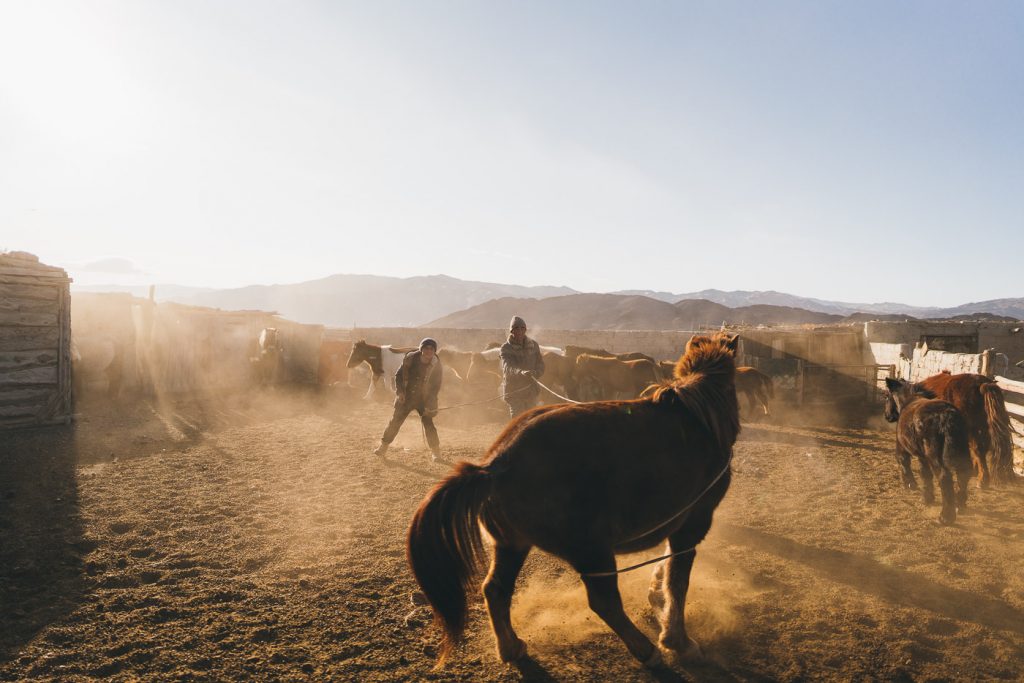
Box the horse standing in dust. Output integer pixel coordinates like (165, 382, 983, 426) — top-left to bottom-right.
(407, 333, 741, 668)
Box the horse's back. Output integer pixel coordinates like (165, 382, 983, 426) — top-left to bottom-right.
(485, 400, 725, 535)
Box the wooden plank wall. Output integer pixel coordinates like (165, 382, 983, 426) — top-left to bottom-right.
(0, 258, 72, 428)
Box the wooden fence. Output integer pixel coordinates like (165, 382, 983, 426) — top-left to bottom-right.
(994, 376, 1024, 473)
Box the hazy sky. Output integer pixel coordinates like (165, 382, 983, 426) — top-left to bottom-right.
(2, 1, 1021, 306)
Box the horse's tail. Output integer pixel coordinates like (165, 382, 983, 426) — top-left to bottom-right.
(407, 462, 492, 667)
(981, 382, 1015, 482)
(761, 371, 774, 399)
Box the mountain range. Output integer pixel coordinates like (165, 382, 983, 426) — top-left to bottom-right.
(72, 274, 1024, 327)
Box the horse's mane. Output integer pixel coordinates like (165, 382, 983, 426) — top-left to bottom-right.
(910, 383, 937, 399)
(647, 334, 740, 453)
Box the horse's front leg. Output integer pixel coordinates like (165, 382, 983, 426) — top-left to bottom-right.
(647, 551, 666, 612)
(362, 373, 379, 400)
(659, 505, 717, 660)
(896, 443, 916, 490)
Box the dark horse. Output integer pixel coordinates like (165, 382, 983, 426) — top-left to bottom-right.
(917, 371, 1014, 486)
(407, 334, 740, 667)
(884, 378, 972, 525)
(735, 366, 774, 418)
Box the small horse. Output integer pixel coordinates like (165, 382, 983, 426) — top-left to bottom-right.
(438, 349, 474, 381)
(407, 333, 740, 667)
(735, 367, 774, 417)
(917, 371, 1014, 486)
(346, 340, 416, 398)
(883, 378, 972, 524)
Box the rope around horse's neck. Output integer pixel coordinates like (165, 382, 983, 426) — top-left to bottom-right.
(580, 452, 733, 578)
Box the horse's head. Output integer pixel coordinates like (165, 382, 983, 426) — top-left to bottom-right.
(882, 377, 903, 422)
(346, 340, 367, 368)
(883, 377, 935, 422)
(675, 334, 740, 378)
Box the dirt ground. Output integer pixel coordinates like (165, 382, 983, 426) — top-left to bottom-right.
(2, 385, 1023, 682)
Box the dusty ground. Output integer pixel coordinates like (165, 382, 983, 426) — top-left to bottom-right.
(2, 385, 1024, 682)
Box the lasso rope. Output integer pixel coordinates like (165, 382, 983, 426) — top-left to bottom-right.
(580, 453, 733, 577)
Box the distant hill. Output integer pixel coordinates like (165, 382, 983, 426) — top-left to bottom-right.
(73, 275, 1022, 326)
(74, 274, 576, 327)
(614, 288, 1024, 320)
(427, 294, 845, 329)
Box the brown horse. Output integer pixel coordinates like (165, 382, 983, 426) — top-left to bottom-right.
(438, 349, 474, 381)
(735, 367, 774, 417)
(917, 371, 1014, 486)
(573, 354, 661, 399)
(407, 334, 740, 667)
(883, 378, 972, 524)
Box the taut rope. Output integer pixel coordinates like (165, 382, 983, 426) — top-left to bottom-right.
(580, 453, 733, 578)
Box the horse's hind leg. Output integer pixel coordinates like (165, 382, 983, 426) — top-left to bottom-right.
(576, 555, 660, 667)
(954, 459, 972, 512)
(934, 462, 957, 525)
(482, 544, 530, 662)
(969, 437, 990, 490)
(757, 388, 770, 416)
(918, 454, 935, 505)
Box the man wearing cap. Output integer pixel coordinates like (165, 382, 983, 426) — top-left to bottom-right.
(500, 316, 545, 418)
(373, 338, 444, 462)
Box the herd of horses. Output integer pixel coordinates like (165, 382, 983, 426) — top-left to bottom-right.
(345, 334, 1018, 670)
(346, 338, 775, 410)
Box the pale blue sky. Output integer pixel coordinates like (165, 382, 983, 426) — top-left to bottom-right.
(1, 1, 1021, 306)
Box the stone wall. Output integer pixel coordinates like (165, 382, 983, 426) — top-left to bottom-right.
(864, 321, 1024, 379)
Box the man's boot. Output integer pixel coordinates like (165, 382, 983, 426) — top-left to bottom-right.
(373, 441, 388, 458)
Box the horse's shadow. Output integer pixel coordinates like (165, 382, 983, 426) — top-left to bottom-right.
(720, 523, 1024, 635)
(740, 425, 889, 454)
(381, 457, 441, 479)
(510, 654, 696, 683)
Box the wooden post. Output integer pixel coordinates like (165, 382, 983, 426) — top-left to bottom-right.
(796, 359, 805, 406)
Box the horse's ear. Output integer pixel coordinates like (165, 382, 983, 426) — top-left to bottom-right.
(725, 334, 740, 353)
(884, 377, 901, 392)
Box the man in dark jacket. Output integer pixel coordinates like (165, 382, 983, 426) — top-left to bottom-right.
(373, 338, 444, 462)
(500, 316, 545, 418)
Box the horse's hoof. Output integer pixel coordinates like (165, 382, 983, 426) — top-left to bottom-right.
(498, 638, 528, 663)
(938, 512, 956, 526)
(659, 634, 702, 660)
(641, 647, 664, 669)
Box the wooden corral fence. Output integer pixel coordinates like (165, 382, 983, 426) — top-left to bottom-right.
(0, 252, 73, 428)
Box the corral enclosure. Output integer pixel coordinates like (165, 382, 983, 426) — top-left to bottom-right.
(2, 291, 1024, 681)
